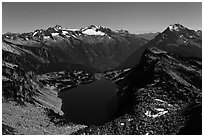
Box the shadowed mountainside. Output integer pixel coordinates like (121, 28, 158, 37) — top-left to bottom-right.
(73, 47, 202, 135)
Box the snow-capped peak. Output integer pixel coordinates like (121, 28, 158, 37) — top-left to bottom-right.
(87, 25, 102, 29)
(168, 23, 186, 31)
(81, 25, 102, 31)
(116, 29, 129, 34)
(54, 25, 63, 31)
(81, 25, 105, 36)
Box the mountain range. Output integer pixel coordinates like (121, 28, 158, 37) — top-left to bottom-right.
(3, 25, 148, 72)
(118, 23, 202, 69)
(2, 23, 202, 135)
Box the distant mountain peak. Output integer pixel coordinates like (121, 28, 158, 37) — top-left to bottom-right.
(116, 29, 129, 34)
(88, 25, 102, 29)
(80, 25, 109, 36)
(54, 24, 63, 31)
(81, 25, 102, 31)
(168, 23, 186, 31)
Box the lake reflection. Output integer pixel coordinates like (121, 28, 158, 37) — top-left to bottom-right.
(58, 79, 119, 125)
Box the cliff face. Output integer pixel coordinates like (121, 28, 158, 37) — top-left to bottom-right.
(2, 61, 39, 104)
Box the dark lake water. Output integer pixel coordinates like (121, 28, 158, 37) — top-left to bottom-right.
(59, 79, 119, 125)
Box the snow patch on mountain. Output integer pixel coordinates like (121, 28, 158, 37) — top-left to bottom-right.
(82, 28, 105, 36)
(44, 36, 50, 39)
(168, 24, 186, 32)
(33, 31, 38, 36)
(145, 110, 168, 118)
(51, 33, 59, 37)
(67, 28, 80, 31)
(54, 25, 63, 31)
(81, 25, 106, 36)
(62, 31, 69, 35)
(169, 25, 179, 31)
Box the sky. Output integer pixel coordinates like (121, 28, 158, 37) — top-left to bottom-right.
(2, 2, 202, 34)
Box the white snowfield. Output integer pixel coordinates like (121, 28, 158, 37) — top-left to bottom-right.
(82, 28, 105, 36)
(51, 33, 59, 37)
(145, 109, 168, 118)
